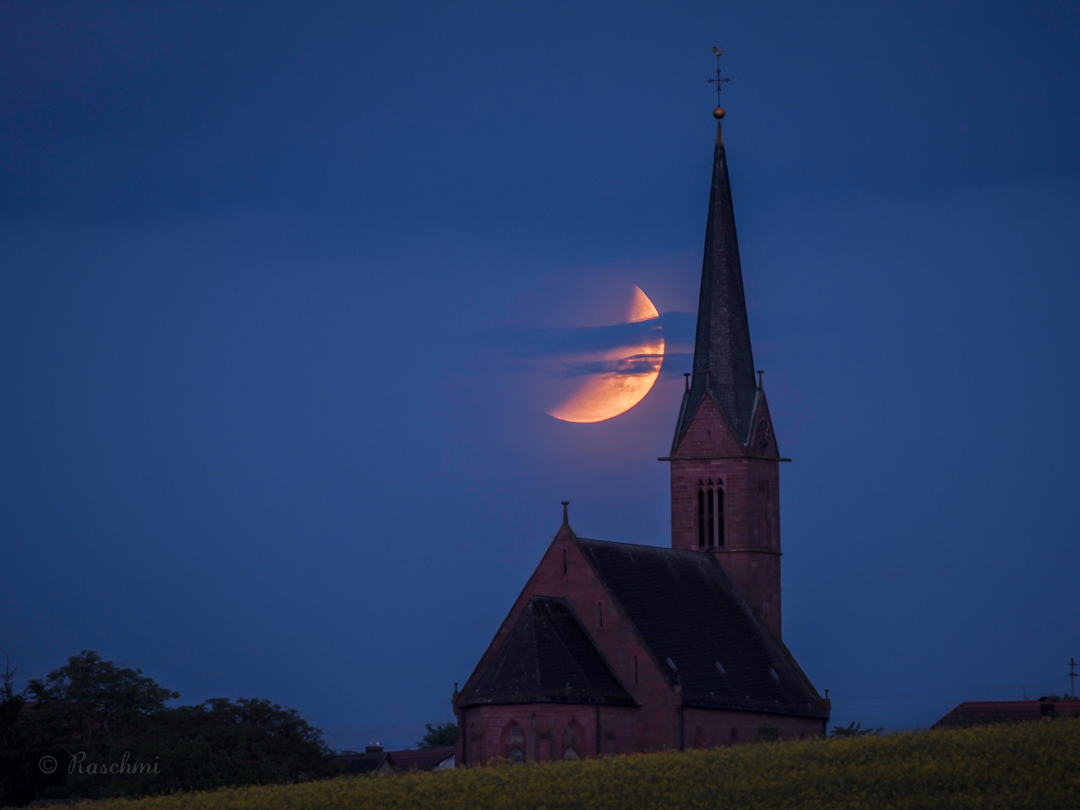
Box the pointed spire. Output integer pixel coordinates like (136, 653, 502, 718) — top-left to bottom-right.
(672, 114, 758, 452)
(555, 500, 577, 542)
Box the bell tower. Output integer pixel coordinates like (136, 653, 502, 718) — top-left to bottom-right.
(665, 98, 786, 638)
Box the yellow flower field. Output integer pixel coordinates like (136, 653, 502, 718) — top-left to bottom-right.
(64, 718, 1080, 810)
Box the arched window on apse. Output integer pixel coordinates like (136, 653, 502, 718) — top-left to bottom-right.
(562, 721, 583, 760)
(693, 726, 705, 749)
(598, 602, 603, 628)
(729, 727, 739, 745)
(697, 479, 724, 548)
(633, 656, 638, 686)
(504, 722, 526, 763)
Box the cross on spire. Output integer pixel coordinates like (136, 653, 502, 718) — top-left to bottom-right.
(707, 46, 730, 108)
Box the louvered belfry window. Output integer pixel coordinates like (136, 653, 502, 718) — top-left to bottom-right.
(697, 479, 724, 548)
(697, 481, 706, 547)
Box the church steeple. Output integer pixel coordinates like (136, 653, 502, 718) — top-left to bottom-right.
(666, 87, 785, 638)
(671, 114, 758, 453)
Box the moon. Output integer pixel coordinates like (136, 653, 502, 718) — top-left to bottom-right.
(548, 285, 665, 423)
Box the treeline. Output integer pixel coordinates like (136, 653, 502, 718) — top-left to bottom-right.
(0, 651, 333, 806)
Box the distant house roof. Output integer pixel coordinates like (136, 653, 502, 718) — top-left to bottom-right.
(459, 596, 637, 709)
(333, 750, 394, 775)
(576, 538, 828, 719)
(388, 747, 455, 771)
(933, 699, 1080, 729)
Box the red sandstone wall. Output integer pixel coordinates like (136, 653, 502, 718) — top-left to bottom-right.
(460, 702, 826, 765)
(455, 531, 681, 760)
(459, 704, 642, 765)
(669, 395, 783, 637)
(681, 708, 826, 749)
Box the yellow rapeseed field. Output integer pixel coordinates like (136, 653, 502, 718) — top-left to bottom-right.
(64, 718, 1080, 810)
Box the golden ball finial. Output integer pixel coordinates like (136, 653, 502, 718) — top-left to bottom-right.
(713, 106, 725, 120)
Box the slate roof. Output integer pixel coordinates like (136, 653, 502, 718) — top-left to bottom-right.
(458, 596, 637, 709)
(672, 123, 760, 453)
(577, 538, 828, 719)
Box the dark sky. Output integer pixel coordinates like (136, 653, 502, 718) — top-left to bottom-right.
(2, 1, 1079, 748)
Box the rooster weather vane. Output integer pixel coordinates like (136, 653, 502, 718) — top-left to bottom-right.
(708, 46, 730, 118)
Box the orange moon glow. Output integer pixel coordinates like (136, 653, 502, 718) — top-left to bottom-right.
(548, 285, 665, 423)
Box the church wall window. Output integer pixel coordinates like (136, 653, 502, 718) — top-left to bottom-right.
(634, 656, 638, 686)
(598, 602, 603, 628)
(562, 549, 567, 574)
(562, 721, 583, 761)
(504, 721, 526, 763)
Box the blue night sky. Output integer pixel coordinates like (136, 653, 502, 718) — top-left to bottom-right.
(2, 1, 1078, 749)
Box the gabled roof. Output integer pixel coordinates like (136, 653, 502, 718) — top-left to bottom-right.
(458, 596, 637, 709)
(333, 752, 393, 774)
(577, 538, 828, 719)
(672, 122, 759, 453)
(933, 699, 1080, 729)
(387, 747, 455, 771)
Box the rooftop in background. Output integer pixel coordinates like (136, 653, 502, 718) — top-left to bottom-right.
(933, 699, 1080, 729)
(332, 746, 455, 774)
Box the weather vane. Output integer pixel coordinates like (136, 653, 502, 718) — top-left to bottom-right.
(707, 46, 730, 118)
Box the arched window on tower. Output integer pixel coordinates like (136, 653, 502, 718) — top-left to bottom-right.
(697, 481, 706, 548)
(757, 479, 770, 549)
(706, 479, 716, 547)
(714, 481, 725, 547)
(697, 479, 725, 549)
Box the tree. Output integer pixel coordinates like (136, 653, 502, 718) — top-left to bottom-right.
(754, 724, 781, 742)
(25, 650, 179, 753)
(0, 656, 42, 807)
(11, 651, 333, 804)
(417, 722, 457, 748)
(831, 721, 883, 737)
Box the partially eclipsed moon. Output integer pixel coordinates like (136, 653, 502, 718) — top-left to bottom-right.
(548, 285, 665, 423)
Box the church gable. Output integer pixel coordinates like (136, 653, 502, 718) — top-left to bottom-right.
(672, 394, 746, 459)
(456, 523, 671, 715)
(457, 597, 636, 708)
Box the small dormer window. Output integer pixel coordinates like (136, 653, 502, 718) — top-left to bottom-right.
(715, 661, 726, 675)
(769, 668, 780, 681)
(666, 657, 677, 670)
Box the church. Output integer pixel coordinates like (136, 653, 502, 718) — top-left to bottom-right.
(452, 104, 830, 764)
